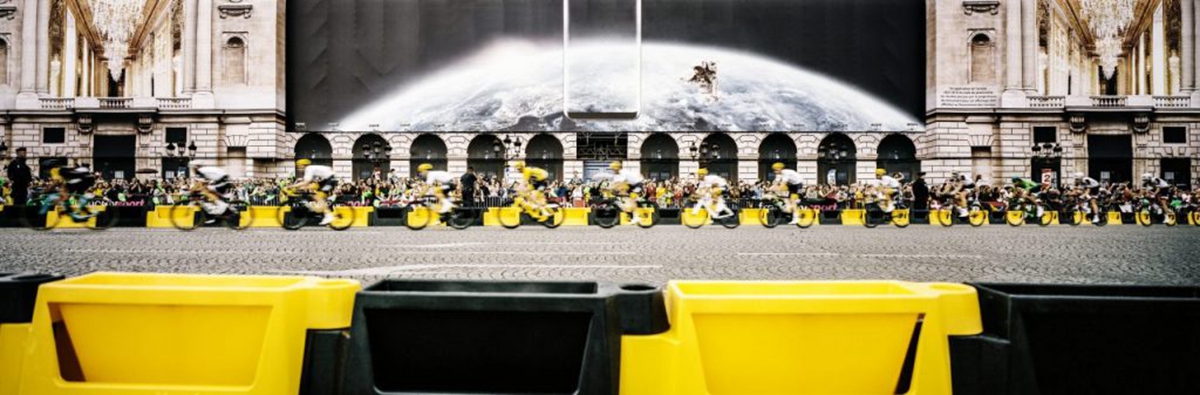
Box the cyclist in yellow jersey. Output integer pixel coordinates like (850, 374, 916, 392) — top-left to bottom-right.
(511, 161, 552, 220)
(599, 161, 648, 225)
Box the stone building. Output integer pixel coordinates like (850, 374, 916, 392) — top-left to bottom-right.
(927, 0, 1199, 187)
(2, 0, 1194, 187)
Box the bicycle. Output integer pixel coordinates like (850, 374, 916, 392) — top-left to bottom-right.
(591, 190, 658, 229)
(276, 188, 356, 231)
(497, 188, 564, 229)
(403, 195, 475, 230)
(682, 192, 739, 229)
(1134, 198, 1177, 227)
(1004, 199, 1053, 227)
(21, 189, 119, 231)
(863, 200, 910, 229)
(169, 190, 253, 231)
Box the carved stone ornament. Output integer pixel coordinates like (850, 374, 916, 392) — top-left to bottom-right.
(137, 114, 154, 134)
(1069, 113, 1087, 133)
(0, 3, 16, 20)
(218, 2, 252, 19)
(1132, 114, 1151, 134)
(963, 0, 1001, 15)
(77, 115, 93, 134)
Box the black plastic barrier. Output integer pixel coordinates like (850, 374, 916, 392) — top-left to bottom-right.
(950, 283, 1200, 395)
(0, 273, 64, 324)
(321, 280, 668, 395)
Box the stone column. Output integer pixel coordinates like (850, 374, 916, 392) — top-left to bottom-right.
(35, 0, 50, 95)
(1194, 0, 1200, 100)
(1005, 0, 1023, 93)
(1152, 7, 1166, 95)
(182, 0, 197, 94)
(1182, 0, 1195, 93)
(63, 14, 77, 97)
(18, 0, 38, 95)
(1021, 0, 1037, 92)
(196, 0, 213, 93)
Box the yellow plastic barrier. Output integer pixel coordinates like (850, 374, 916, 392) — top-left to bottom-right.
(929, 209, 954, 226)
(1108, 211, 1124, 225)
(739, 209, 765, 226)
(11, 272, 359, 395)
(483, 207, 522, 227)
(617, 207, 656, 226)
(562, 207, 591, 226)
(247, 206, 282, 228)
(680, 208, 710, 226)
(621, 281, 982, 395)
(841, 209, 865, 225)
(46, 207, 106, 229)
(406, 206, 444, 227)
(145, 206, 188, 228)
(1006, 210, 1026, 225)
(0, 324, 30, 395)
(344, 206, 374, 228)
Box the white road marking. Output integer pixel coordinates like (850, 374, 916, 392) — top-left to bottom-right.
(278, 264, 661, 276)
(68, 249, 634, 256)
(738, 252, 985, 259)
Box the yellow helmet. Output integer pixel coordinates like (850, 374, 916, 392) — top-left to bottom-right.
(417, 163, 433, 173)
(296, 159, 312, 167)
(511, 161, 526, 170)
(772, 162, 785, 171)
(610, 161, 622, 170)
(875, 168, 887, 176)
(696, 168, 709, 177)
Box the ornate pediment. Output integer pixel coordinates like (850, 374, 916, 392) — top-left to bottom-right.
(963, 0, 1001, 15)
(218, 2, 252, 19)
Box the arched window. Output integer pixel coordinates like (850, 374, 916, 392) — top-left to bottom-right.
(223, 36, 246, 85)
(970, 34, 996, 84)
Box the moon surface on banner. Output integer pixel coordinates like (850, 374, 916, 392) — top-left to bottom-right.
(340, 40, 919, 132)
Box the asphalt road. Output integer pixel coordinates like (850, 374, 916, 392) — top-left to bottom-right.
(1, 225, 1198, 285)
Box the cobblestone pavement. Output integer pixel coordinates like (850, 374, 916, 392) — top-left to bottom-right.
(1, 226, 1198, 285)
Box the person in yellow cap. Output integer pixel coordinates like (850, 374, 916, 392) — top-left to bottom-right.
(872, 168, 902, 213)
(605, 161, 650, 225)
(771, 163, 806, 224)
(510, 160, 552, 221)
(417, 163, 457, 213)
(287, 158, 337, 225)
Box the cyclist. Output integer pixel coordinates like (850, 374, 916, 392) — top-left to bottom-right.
(416, 163, 456, 213)
(46, 162, 97, 221)
(287, 159, 337, 225)
(190, 163, 232, 219)
(771, 163, 805, 224)
(694, 168, 736, 219)
(608, 161, 648, 225)
(1011, 176, 1043, 217)
(511, 161, 553, 221)
(1142, 173, 1172, 214)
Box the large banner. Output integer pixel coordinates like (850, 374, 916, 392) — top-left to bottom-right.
(287, 0, 924, 132)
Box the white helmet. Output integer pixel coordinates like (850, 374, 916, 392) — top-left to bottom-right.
(1141, 173, 1153, 180)
(1073, 172, 1085, 179)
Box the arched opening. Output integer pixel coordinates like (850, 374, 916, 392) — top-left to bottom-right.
(758, 133, 798, 181)
(697, 133, 738, 180)
(876, 134, 920, 181)
(640, 133, 679, 181)
(352, 133, 391, 181)
(970, 33, 996, 84)
(409, 134, 448, 178)
(223, 36, 246, 85)
(294, 133, 333, 178)
(817, 133, 857, 185)
(525, 134, 564, 181)
(466, 134, 505, 179)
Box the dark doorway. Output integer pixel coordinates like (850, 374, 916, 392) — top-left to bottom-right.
(817, 133, 857, 185)
(1161, 158, 1192, 188)
(1088, 135, 1132, 184)
(876, 134, 920, 182)
(93, 135, 136, 180)
(640, 133, 678, 182)
(352, 134, 391, 181)
(294, 133, 334, 178)
(700, 133, 738, 181)
(410, 134, 448, 178)
(525, 134, 564, 182)
(466, 135, 505, 180)
(758, 133, 797, 181)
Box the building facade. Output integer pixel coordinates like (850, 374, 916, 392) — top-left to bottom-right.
(927, 0, 1199, 187)
(1, 0, 1196, 187)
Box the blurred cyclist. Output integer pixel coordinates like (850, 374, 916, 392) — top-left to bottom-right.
(608, 161, 647, 225)
(416, 163, 456, 213)
(287, 159, 337, 225)
(694, 168, 735, 219)
(190, 163, 232, 220)
(771, 163, 805, 224)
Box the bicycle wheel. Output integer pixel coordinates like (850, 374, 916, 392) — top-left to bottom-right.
(498, 206, 522, 229)
(1091, 211, 1108, 227)
(1062, 209, 1081, 227)
(327, 204, 356, 231)
(760, 205, 783, 229)
(404, 204, 435, 230)
(1191, 211, 1200, 227)
(795, 208, 816, 229)
(170, 201, 204, 231)
(1136, 210, 1153, 227)
(862, 208, 880, 229)
(683, 207, 709, 229)
(22, 203, 58, 231)
(1163, 210, 1177, 227)
(1006, 211, 1025, 227)
(446, 208, 474, 230)
(225, 201, 253, 230)
(592, 203, 621, 229)
(539, 205, 565, 229)
(635, 202, 660, 229)
(86, 204, 119, 230)
(936, 209, 954, 227)
(279, 202, 309, 230)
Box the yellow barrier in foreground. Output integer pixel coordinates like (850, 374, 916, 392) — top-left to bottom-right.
(8, 273, 359, 395)
(621, 281, 982, 395)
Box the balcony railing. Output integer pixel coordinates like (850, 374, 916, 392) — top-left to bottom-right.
(98, 98, 133, 109)
(39, 98, 75, 110)
(157, 97, 193, 110)
(1090, 95, 1127, 107)
(1153, 95, 1191, 108)
(1026, 96, 1064, 108)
